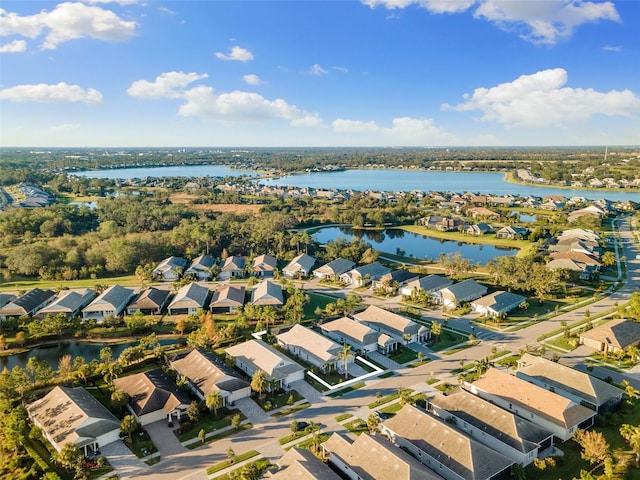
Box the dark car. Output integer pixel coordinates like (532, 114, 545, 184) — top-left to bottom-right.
(296, 421, 310, 430)
(373, 411, 387, 420)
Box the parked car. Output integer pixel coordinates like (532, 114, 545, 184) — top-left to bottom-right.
(296, 421, 310, 430)
(373, 411, 387, 420)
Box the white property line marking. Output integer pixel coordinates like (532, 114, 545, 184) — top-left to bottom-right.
(307, 356, 385, 391)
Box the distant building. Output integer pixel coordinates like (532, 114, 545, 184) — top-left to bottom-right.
(152, 256, 188, 281)
(185, 254, 217, 280)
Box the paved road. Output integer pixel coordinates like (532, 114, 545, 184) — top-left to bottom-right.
(130, 217, 640, 480)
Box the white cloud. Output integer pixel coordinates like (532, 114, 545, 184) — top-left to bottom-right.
(243, 74, 263, 85)
(0, 2, 137, 50)
(127, 71, 208, 99)
(444, 68, 640, 128)
(291, 113, 324, 128)
(215, 46, 253, 62)
(0, 82, 103, 104)
(333, 118, 381, 133)
(84, 0, 140, 4)
(361, 0, 620, 44)
(47, 123, 81, 133)
(332, 66, 349, 73)
(0, 39, 26, 53)
(310, 64, 328, 75)
(333, 116, 454, 144)
(603, 45, 622, 52)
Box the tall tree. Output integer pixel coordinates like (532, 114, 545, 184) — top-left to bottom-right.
(206, 390, 224, 417)
(336, 343, 355, 380)
(250, 369, 269, 401)
(574, 429, 610, 466)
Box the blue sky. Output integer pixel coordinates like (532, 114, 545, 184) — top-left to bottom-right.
(1, 0, 638, 147)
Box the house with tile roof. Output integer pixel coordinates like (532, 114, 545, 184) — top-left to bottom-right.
(282, 253, 316, 278)
(322, 432, 442, 480)
(209, 284, 246, 313)
(113, 368, 191, 426)
(470, 291, 527, 318)
(380, 405, 514, 480)
(467, 368, 596, 441)
(170, 348, 250, 405)
(252, 254, 278, 278)
(167, 283, 209, 315)
(225, 339, 305, 390)
(276, 324, 347, 373)
(428, 390, 553, 466)
(313, 258, 356, 279)
(126, 287, 171, 315)
(251, 279, 284, 308)
(340, 261, 391, 287)
(34, 288, 97, 319)
(27, 386, 120, 455)
(579, 318, 640, 355)
(219, 255, 246, 280)
(152, 256, 188, 281)
(353, 305, 430, 344)
(0, 288, 56, 320)
(401, 275, 454, 298)
(271, 448, 341, 480)
(185, 254, 216, 280)
(436, 279, 488, 309)
(516, 353, 623, 414)
(319, 316, 379, 353)
(82, 285, 135, 322)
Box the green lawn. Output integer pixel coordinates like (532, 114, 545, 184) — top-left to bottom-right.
(252, 389, 304, 411)
(123, 430, 157, 458)
(429, 330, 468, 352)
(175, 409, 244, 442)
(335, 413, 352, 422)
(271, 402, 310, 418)
(327, 381, 365, 397)
(304, 291, 336, 319)
(344, 419, 368, 435)
(206, 450, 259, 475)
(389, 345, 418, 363)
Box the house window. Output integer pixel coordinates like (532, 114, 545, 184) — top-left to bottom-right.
(509, 403, 513, 410)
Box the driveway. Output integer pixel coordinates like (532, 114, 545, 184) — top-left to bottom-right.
(290, 379, 326, 405)
(100, 439, 148, 480)
(234, 396, 270, 424)
(145, 420, 188, 457)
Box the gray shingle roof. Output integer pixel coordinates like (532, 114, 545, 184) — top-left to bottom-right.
(127, 287, 171, 311)
(169, 283, 209, 310)
(314, 258, 356, 276)
(405, 275, 454, 293)
(0, 288, 56, 316)
(84, 285, 135, 313)
(283, 253, 316, 274)
(113, 368, 190, 416)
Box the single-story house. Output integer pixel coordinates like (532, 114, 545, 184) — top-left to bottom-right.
(82, 285, 135, 322)
(276, 324, 348, 373)
(184, 254, 216, 280)
(319, 317, 379, 353)
(27, 386, 120, 455)
(282, 253, 316, 278)
(322, 432, 442, 480)
(0, 293, 16, 309)
(313, 258, 356, 279)
(466, 368, 596, 441)
(271, 448, 341, 480)
(380, 404, 514, 480)
(251, 280, 284, 308)
(466, 207, 500, 219)
(225, 339, 305, 390)
(470, 291, 527, 318)
(126, 287, 172, 315)
(428, 390, 553, 466)
(152, 256, 187, 281)
(579, 318, 640, 355)
(170, 348, 251, 405)
(463, 223, 495, 236)
(495, 226, 529, 240)
(113, 368, 191, 426)
(252, 254, 278, 278)
(371, 269, 419, 292)
(209, 284, 246, 313)
(34, 288, 97, 319)
(436, 279, 488, 309)
(546, 258, 599, 280)
(400, 274, 454, 298)
(340, 261, 391, 287)
(167, 283, 209, 315)
(516, 353, 623, 414)
(0, 288, 56, 320)
(219, 256, 246, 280)
(353, 305, 430, 345)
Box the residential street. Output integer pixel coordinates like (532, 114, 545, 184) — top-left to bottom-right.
(116, 217, 640, 480)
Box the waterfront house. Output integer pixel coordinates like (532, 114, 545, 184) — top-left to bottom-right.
(400, 274, 454, 298)
(170, 348, 251, 405)
(113, 368, 190, 426)
(380, 404, 514, 480)
(371, 269, 419, 292)
(313, 258, 356, 279)
(467, 368, 595, 441)
(276, 324, 347, 373)
(252, 254, 278, 278)
(466, 207, 500, 219)
(225, 339, 305, 390)
(82, 285, 135, 322)
(353, 305, 429, 345)
(0, 288, 56, 320)
(27, 386, 121, 455)
(568, 205, 606, 223)
(322, 432, 442, 480)
(436, 279, 487, 309)
(579, 318, 640, 355)
(495, 226, 529, 240)
(167, 283, 209, 315)
(516, 354, 623, 414)
(463, 223, 495, 236)
(319, 317, 379, 353)
(209, 284, 246, 313)
(152, 256, 188, 281)
(185, 254, 216, 280)
(470, 291, 526, 318)
(251, 279, 284, 308)
(282, 253, 316, 278)
(35, 288, 97, 319)
(340, 261, 391, 287)
(428, 390, 553, 466)
(219, 255, 246, 280)
(126, 287, 172, 315)
(0, 292, 16, 309)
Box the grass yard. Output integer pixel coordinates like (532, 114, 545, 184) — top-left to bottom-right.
(304, 291, 336, 319)
(327, 381, 365, 397)
(272, 402, 310, 418)
(389, 345, 418, 363)
(175, 409, 244, 442)
(335, 413, 352, 422)
(344, 419, 368, 435)
(188, 423, 252, 449)
(429, 330, 468, 352)
(206, 450, 260, 475)
(252, 389, 304, 411)
(124, 430, 158, 458)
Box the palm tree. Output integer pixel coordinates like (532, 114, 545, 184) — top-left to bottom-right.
(626, 346, 639, 365)
(206, 390, 224, 417)
(251, 369, 269, 401)
(336, 343, 355, 380)
(430, 321, 442, 342)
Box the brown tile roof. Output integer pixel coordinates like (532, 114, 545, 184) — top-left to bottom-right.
(113, 368, 190, 417)
(210, 284, 246, 308)
(579, 318, 640, 350)
(276, 324, 341, 363)
(354, 305, 425, 337)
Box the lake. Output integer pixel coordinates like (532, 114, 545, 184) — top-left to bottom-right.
(0, 338, 185, 371)
(74, 165, 257, 179)
(313, 226, 518, 264)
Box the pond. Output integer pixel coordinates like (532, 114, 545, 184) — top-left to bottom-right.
(0, 337, 185, 371)
(313, 226, 518, 264)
